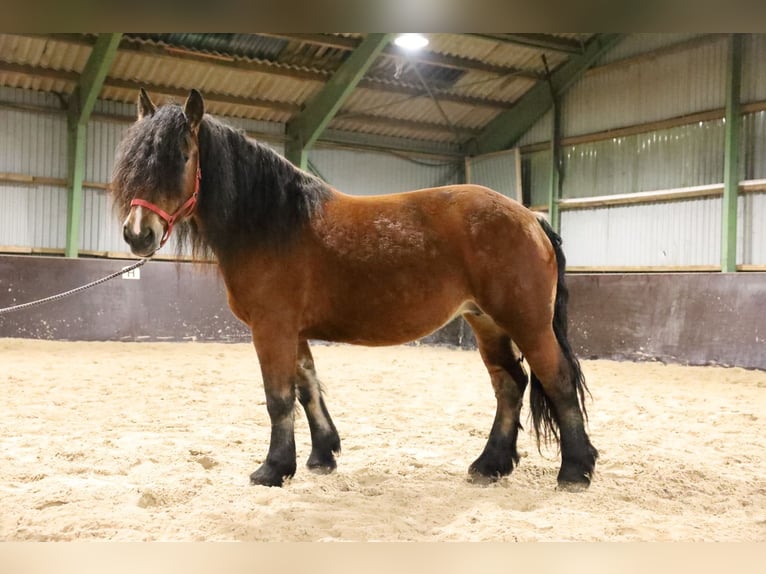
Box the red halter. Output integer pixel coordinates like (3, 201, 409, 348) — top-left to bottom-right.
(130, 164, 201, 248)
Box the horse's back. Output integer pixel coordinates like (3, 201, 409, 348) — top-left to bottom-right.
(323, 184, 553, 269)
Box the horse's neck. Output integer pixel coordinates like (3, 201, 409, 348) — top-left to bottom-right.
(196, 123, 321, 255)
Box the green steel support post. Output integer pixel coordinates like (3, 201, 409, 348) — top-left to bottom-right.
(548, 98, 561, 232)
(65, 33, 122, 258)
(65, 124, 87, 257)
(721, 34, 742, 273)
(285, 33, 392, 168)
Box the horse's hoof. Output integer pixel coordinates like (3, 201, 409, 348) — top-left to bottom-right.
(307, 463, 336, 475)
(466, 470, 501, 486)
(306, 441, 340, 474)
(249, 463, 294, 487)
(467, 453, 515, 485)
(556, 480, 590, 493)
(556, 462, 594, 491)
(467, 460, 508, 485)
(556, 468, 592, 492)
(306, 452, 337, 474)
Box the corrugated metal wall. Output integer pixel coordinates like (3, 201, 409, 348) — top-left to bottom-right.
(522, 34, 766, 268)
(83, 107, 131, 254)
(740, 192, 766, 264)
(466, 149, 519, 200)
(562, 121, 725, 198)
(517, 109, 552, 147)
(521, 149, 551, 207)
(0, 109, 67, 178)
(308, 148, 461, 195)
(0, 87, 69, 251)
(563, 36, 727, 136)
(561, 197, 722, 267)
(596, 34, 705, 64)
(0, 184, 67, 249)
(742, 34, 766, 102)
(742, 111, 766, 180)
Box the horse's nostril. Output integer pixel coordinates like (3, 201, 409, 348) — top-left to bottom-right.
(123, 224, 155, 249)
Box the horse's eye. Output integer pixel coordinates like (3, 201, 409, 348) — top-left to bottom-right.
(182, 153, 190, 162)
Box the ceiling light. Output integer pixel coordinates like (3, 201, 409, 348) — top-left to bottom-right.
(394, 33, 429, 51)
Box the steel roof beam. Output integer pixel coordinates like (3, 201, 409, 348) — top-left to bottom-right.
(285, 33, 392, 168)
(470, 33, 584, 54)
(472, 34, 624, 154)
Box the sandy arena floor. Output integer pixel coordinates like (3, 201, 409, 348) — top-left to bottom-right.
(1, 338, 764, 541)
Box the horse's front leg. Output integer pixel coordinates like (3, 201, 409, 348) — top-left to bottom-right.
(250, 333, 299, 487)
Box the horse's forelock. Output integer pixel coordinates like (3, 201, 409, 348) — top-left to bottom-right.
(112, 106, 189, 212)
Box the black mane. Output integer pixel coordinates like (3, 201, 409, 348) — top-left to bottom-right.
(112, 105, 332, 260)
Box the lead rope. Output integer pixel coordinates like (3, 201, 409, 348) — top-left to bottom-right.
(0, 258, 148, 316)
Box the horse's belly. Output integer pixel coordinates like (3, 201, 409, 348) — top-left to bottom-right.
(303, 289, 472, 347)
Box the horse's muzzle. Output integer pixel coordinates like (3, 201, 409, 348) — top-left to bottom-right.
(123, 224, 158, 257)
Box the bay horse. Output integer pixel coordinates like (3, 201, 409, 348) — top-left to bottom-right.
(112, 89, 597, 490)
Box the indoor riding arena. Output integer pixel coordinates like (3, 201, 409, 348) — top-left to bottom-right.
(1, 33, 764, 542)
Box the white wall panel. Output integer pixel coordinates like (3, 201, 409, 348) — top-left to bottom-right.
(86, 119, 129, 186)
(517, 109, 552, 147)
(561, 197, 722, 267)
(0, 100, 67, 178)
(742, 34, 766, 103)
(742, 111, 766, 180)
(0, 184, 66, 249)
(521, 149, 551, 207)
(308, 148, 461, 195)
(466, 149, 520, 200)
(81, 188, 118, 253)
(740, 192, 766, 265)
(562, 120, 725, 199)
(596, 34, 706, 64)
(563, 36, 727, 137)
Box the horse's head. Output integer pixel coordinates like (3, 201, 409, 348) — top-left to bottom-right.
(112, 89, 205, 257)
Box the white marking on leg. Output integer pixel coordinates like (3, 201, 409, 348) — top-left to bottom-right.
(305, 372, 332, 433)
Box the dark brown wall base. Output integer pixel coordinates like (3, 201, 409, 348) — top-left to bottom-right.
(566, 273, 765, 370)
(0, 256, 251, 343)
(1, 256, 763, 370)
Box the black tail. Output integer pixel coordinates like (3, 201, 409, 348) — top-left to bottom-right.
(529, 217, 590, 449)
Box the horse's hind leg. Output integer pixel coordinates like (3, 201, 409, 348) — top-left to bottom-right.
(463, 310, 528, 484)
(295, 340, 341, 473)
(519, 328, 598, 491)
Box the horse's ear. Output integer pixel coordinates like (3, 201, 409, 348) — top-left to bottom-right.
(137, 88, 156, 120)
(184, 89, 205, 133)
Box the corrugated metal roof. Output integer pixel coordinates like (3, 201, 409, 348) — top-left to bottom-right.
(427, 33, 565, 74)
(130, 33, 289, 62)
(0, 32, 605, 152)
